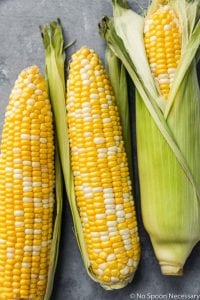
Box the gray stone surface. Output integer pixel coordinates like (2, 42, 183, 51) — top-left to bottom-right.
(0, 0, 200, 299)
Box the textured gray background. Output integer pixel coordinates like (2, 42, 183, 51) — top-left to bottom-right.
(0, 0, 200, 299)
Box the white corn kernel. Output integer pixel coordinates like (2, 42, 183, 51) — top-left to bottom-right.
(22, 262, 31, 268)
(15, 222, 24, 227)
(125, 244, 132, 251)
(93, 187, 103, 193)
(164, 24, 171, 31)
(111, 277, 119, 283)
(14, 158, 22, 164)
(27, 98, 35, 105)
(96, 213, 106, 220)
(25, 229, 34, 235)
(81, 59, 89, 65)
(106, 209, 115, 215)
(124, 238, 132, 245)
(90, 94, 99, 99)
(83, 80, 90, 86)
(105, 204, 115, 210)
(34, 229, 42, 235)
(84, 193, 93, 199)
(116, 204, 123, 210)
(14, 210, 24, 217)
(117, 217, 125, 223)
(31, 135, 40, 141)
(33, 182, 42, 187)
(91, 232, 99, 238)
(150, 37, 157, 44)
(35, 89, 42, 95)
(104, 198, 114, 205)
(109, 231, 118, 237)
(94, 137, 105, 144)
(127, 258, 134, 267)
(119, 229, 129, 235)
(33, 246, 41, 251)
(108, 227, 117, 233)
(97, 269, 104, 276)
(98, 148, 107, 153)
(32, 162, 40, 167)
(116, 211, 125, 218)
(99, 263, 107, 270)
(23, 197, 33, 203)
(168, 68, 176, 74)
(14, 173, 22, 179)
(126, 213, 133, 219)
(120, 266, 129, 275)
(159, 78, 170, 84)
(40, 138, 47, 143)
(81, 73, 89, 80)
(107, 253, 116, 262)
(101, 236, 109, 242)
(7, 253, 14, 259)
(107, 221, 117, 227)
(6, 167, 13, 172)
(23, 187, 32, 192)
(23, 181, 32, 187)
(93, 249, 101, 253)
(28, 83, 36, 89)
(24, 246, 32, 252)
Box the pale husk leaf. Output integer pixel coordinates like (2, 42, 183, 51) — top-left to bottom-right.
(40, 20, 96, 288)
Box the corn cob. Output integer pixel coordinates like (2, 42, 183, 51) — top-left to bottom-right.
(0, 66, 55, 299)
(144, 4, 181, 99)
(100, 0, 200, 276)
(66, 47, 140, 288)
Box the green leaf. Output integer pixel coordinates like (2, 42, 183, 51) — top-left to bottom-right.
(44, 143, 63, 300)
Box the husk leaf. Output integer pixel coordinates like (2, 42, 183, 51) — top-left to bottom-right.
(105, 47, 133, 177)
(40, 20, 97, 287)
(44, 144, 63, 300)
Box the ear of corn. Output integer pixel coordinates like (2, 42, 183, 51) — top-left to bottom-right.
(67, 47, 140, 288)
(0, 65, 61, 299)
(100, 0, 200, 275)
(41, 21, 140, 290)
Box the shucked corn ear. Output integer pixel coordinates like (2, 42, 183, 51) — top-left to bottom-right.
(144, 5, 182, 99)
(0, 66, 62, 299)
(66, 47, 140, 288)
(41, 21, 140, 290)
(100, 0, 200, 275)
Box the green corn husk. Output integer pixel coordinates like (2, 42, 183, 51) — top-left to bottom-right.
(39, 23, 64, 300)
(44, 145, 63, 300)
(99, 0, 200, 275)
(40, 20, 97, 286)
(106, 47, 133, 178)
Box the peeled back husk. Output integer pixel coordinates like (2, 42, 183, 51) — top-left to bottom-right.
(40, 20, 94, 285)
(99, 0, 200, 275)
